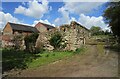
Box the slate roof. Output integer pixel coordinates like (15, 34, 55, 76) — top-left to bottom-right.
(8, 22, 39, 33)
(38, 22, 55, 29)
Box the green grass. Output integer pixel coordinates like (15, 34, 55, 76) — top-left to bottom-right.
(92, 35, 110, 39)
(28, 51, 73, 68)
(74, 46, 86, 54)
(96, 45, 105, 56)
(2, 48, 38, 72)
(3, 46, 86, 72)
(28, 46, 87, 68)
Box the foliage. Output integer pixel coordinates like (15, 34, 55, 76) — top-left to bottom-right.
(13, 35, 23, 50)
(104, 30, 111, 35)
(24, 33, 39, 53)
(28, 51, 73, 68)
(49, 32, 65, 50)
(103, 2, 120, 42)
(90, 26, 111, 36)
(2, 48, 73, 71)
(2, 48, 39, 72)
(74, 46, 85, 54)
(38, 46, 45, 53)
(90, 26, 103, 35)
(2, 47, 86, 71)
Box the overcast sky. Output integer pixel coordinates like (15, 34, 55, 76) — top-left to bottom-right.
(0, 0, 110, 31)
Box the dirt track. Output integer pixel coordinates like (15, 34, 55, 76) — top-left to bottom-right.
(6, 45, 118, 77)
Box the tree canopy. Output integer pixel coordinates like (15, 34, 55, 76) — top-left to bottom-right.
(103, 2, 120, 40)
(90, 26, 104, 35)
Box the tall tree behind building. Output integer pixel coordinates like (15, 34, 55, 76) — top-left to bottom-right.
(103, 1, 120, 42)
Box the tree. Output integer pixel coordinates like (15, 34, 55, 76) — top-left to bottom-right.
(24, 33, 39, 53)
(49, 32, 63, 50)
(90, 26, 102, 35)
(103, 1, 120, 42)
(104, 30, 111, 35)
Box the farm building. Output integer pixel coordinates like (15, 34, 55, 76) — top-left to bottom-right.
(35, 22, 55, 33)
(2, 22, 39, 47)
(2, 21, 90, 51)
(59, 21, 90, 50)
(2, 22, 55, 47)
(36, 21, 91, 51)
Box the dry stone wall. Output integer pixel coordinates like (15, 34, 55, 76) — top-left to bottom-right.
(36, 21, 90, 51)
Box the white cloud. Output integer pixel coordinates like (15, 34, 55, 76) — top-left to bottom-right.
(0, 12, 55, 31)
(0, 11, 19, 29)
(22, 2, 26, 5)
(14, 6, 26, 14)
(69, 17, 77, 22)
(54, 7, 70, 26)
(54, 2, 108, 30)
(63, 0, 109, 2)
(59, 2, 105, 15)
(54, 2, 106, 25)
(0, 12, 55, 30)
(14, 0, 50, 18)
(0, 12, 34, 29)
(33, 19, 55, 27)
(103, 27, 111, 32)
(78, 14, 108, 29)
(54, 13, 108, 30)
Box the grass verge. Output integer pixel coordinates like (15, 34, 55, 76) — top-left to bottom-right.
(28, 51, 73, 68)
(2, 46, 86, 72)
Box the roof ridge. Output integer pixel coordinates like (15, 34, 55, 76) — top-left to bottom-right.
(70, 21, 89, 31)
(8, 22, 33, 27)
(8, 22, 39, 33)
(38, 22, 54, 27)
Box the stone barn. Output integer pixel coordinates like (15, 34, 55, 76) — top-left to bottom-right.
(2, 22, 39, 47)
(35, 22, 55, 33)
(36, 21, 90, 51)
(59, 21, 90, 50)
(35, 22, 55, 50)
(2, 21, 90, 51)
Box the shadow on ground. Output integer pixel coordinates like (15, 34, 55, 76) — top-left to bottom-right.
(104, 44, 120, 53)
(2, 48, 40, 73)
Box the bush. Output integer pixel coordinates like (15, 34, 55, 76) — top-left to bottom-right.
(45, 54, 49, 57)
(34, 44, 45, 54)
(24, 33, 39, 53)
(2, 48, 39, 72)
(74, 46, 85, 54)
(49, 32, 63, 50)
(13, 35, 24, 50)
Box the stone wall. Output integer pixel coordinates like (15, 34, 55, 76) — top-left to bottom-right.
(36, 32, 54, 51)
(3, 23, 13, 35)
(36, 21, 90, 51)
(59, 21, 90, 51)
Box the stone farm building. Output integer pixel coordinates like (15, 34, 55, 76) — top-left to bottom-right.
(35, 22, 55, 33)
(36, 21, 91, 51)
(59, 21, 90, 50)
(2, 21, 90, 50)
(2, 22, 54, 47)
